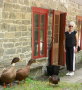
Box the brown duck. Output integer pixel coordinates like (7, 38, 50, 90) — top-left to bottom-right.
(15, 59, 36, 83)
(0, 57, 20, 88)
(49, 75, 60, 85)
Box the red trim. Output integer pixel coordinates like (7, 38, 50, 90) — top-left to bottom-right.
(32, 7, 48, 59)
(32, 7, 48, 14)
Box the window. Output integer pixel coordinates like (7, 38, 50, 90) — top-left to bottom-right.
(32, 7, 48, 59)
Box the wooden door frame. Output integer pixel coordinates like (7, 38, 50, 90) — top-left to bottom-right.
(51, 10, 66, 66)
(76, 16, 82, 50)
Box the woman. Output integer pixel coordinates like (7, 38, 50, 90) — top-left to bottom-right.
(65, 21, 78, 76)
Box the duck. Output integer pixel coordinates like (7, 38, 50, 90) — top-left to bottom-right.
(49, 75, 60, 85)
(15, 59, 36, 84)
(0, 57, 21, 88)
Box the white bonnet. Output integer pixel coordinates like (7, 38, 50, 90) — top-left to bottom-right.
(68, 21, 76, 27)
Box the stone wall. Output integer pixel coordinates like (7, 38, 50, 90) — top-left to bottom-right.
(0, 0, 32, 66)
(0, 0, 82, 73)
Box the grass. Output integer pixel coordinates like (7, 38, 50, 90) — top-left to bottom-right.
(3, 78, 82, 90)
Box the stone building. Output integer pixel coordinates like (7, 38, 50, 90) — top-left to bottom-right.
(0, 0, 82, 76)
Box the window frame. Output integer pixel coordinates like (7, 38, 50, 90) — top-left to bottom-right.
(32, 7, 48, 59)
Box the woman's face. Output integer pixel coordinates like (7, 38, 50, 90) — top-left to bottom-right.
(68, 25, 73, 31)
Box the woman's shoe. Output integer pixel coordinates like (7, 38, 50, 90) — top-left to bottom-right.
(66, 72, 70, 75)
(69, 72, 74, 76)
